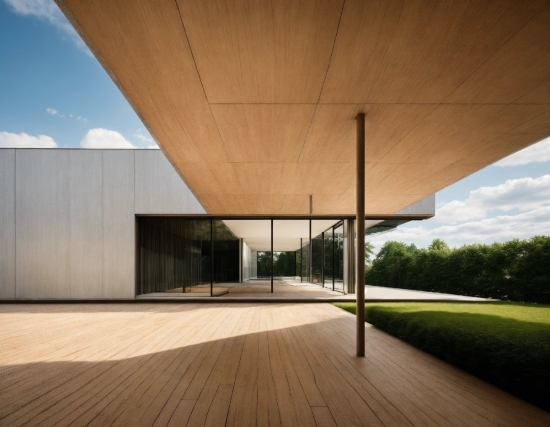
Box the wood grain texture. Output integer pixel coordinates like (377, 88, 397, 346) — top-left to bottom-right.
(320, 0, 548, 104)
(211, 104, 316, 163)
(1, 303, 549, 426)
(57, 0, 550, 215)
(177, 0, 344, 103)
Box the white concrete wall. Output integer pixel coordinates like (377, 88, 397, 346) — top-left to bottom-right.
(242, 241, 252, 281)
(250, 250, 258, 279)
(135, 150, 204, 214)
(0, 149, 15, 298)
(395, 195, 435, 215)
(0, 148, 205, 299)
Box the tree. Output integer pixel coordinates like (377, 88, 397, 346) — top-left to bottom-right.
(428, 238, 450, 252)
(365, 241, 375, 266)
(375, 241, 411, 260)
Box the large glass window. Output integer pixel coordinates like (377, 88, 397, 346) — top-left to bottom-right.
(212, 219, 240, 283)
(138, 217, 347, 295)
(300, 240, 310, 282)
(311, 233, 323, 284)
(334, 222, 344, 292)
(138, 218, 239, 295)
(273, 219, 309, 280)
(324, 227, 334, 288)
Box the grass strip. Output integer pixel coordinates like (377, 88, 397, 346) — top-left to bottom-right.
(334, 302, 550, 412)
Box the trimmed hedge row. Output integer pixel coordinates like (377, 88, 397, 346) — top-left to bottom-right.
(334, 302, 550, 413)
(366, 236, 550, 303)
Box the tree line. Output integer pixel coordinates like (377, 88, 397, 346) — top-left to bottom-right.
(366, 236, 550, 303)
(257, 251, 297, 277)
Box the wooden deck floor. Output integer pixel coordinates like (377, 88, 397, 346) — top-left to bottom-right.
(0, 303, 548, 427)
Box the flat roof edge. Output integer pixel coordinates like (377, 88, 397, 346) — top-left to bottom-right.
(135, 214, 434, 220)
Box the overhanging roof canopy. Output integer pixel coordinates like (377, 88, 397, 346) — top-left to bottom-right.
(57, 0, 550, 215)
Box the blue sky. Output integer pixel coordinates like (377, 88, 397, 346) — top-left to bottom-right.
(1, 0, 548, 251)
(0, 0, 157, 149)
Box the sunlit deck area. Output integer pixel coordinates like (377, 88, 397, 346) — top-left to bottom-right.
(1, 303, 548, 427)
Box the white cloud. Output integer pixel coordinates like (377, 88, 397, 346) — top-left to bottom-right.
(147, 144, 160, 149)
(4, 0, 91, 55)
(46, 108, 87, 121)
(80, 128, 136, 149)
(0, 131, 58, 148)
(369, 207, 550, 254)
(369, 175, 550, 254)
(495, 136, 550, 166)
(133, 133, 152, 143)
(133, 128, 159, 148)
(435, 175, 550, 223)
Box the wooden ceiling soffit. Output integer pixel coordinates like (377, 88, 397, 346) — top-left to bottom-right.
(456, 133, 550, 167)
(58, 0, 229, 167)
(301, 104, 438, 163)
(405, 163, 488, 196)
(57, 0, 550, 217)
(176, 0, 344, 103)
(377, 104, 550, 165)
(210, 104, 316, 162)
(320, 0, 548, 103)
(446, 4, 550, 104)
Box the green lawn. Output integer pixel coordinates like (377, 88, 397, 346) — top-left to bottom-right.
(334, 302, 550, 412)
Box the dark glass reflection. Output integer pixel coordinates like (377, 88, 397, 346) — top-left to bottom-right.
(256, 251, 272, 278)
(212, 219, 239, 283)
(312, 234, 323, 284)
(257, 251, 296, 278)
(324, 227, 334, 288)
(334, 223, 344, 291)
(138, 218, 239, 295)
(300, 242, 309, 282)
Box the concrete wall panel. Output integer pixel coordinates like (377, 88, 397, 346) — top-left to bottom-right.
(0, 150, 16, 298)
(2, 148, 207, 300)
(103, 151, 135, 298)
(395, 195, 435, 215)
(135, 150, 205, 214)
(69, 150, 104, 298)
(242, 241, 252, 281)
(250, 250, 258, 279)
(16, 150, 71, 298)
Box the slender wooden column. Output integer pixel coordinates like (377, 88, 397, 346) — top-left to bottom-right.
(239, 238, 243, 283)
(300, 238, 303, 282)
(356, 112, 365, 357)
(210, 218, 214, 297)
(309, 219, 312, 283)
(321, 232, 325, 287)
(271, 219, 274, 293)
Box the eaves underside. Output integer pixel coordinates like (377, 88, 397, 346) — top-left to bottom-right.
(56, 0, 550, 216)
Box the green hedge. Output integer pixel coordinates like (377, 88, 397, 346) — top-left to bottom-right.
(366, 236, 550, 303)
(334, 302, 550, 412)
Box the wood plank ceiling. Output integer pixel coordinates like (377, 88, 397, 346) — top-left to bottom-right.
(57, 0, 550, 215)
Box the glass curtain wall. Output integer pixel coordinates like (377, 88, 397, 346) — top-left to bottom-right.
(324, 227, 334, 288)
(256, 251, 272, 278)
(138, 218, 239, 295)
(308, 220, 345, 291)
(334, 222, 344, 291)
(272, 219, 309, 281)
(311, 234, 323, 284)
(212, 219, 240, 283)
(300, 240, 310, 282)
(272, 252, 297, 277)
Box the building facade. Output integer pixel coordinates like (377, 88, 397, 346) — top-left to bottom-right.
(0, 148, 434, 300)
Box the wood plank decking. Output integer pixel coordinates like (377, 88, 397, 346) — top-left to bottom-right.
(0, 303, 548, 426)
